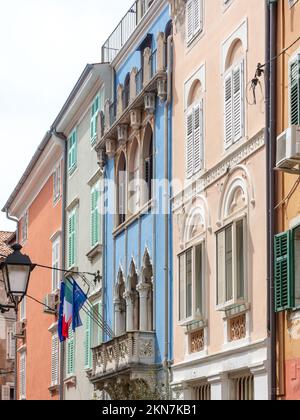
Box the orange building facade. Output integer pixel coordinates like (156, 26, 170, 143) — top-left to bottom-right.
(275, 0, 300, 401)
(3, 134, 64, 400)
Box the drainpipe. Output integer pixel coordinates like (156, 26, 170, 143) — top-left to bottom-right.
(164, 33, 173, 397)
(52, 129, 67, 401)
(266, 0, 278, 402)
(5, 211, 19, 400)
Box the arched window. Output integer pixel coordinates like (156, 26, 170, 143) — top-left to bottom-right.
(114, 268, 126, 336)
(142, 124, 154, 203)
(186, 79, 204, 179)
(117, 152, 127, 225)
(123, 73, 130, 110)
(217, 178, 248, 307)
(128, 139, 140, 215)
(224, 39, 245, 149)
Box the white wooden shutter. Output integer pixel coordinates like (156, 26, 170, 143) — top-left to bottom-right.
(84, 311, 92, 369)
(193, 101, 204, 173)
(193, 0, 202, 35)
(186, 111, 194, 178)
(67, 326, 75, 376)
(20, 353, 26, 399)
(290, 54, 300, 125)
(233, 61, 244, 142)
(51, 335, 59, 386)
(186, 0, 194, 43)
(2, 385, 10, 401)
(224, 72, 233, 149)
(6, 329, 15, 360)
(217, 230, 225, 306)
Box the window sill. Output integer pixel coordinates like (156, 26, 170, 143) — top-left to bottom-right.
(184, 318, 207, 333)
(48, 384, 59, 394)
(64, 376, 76, 388)
(186, 29, 204, 52)
(113, 199, 154, 237)
(218, 302, 250, 319)
(86, 244, 103, 262)
(68, 166, 78, 179)
(53, 195, 62, 207)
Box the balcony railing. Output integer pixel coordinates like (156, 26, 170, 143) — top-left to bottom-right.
(92, 331, 156, 378)
(101, 0, 154, 63)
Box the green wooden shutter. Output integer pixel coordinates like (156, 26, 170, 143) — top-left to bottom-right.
(84, 311, 92, 370)
(274, 231, 294, 312)
(68, 130, 77, 172)
(290, 55, 300, 126)
(68, 211, 76, 268)
(91, 96, 100, 144)
(67, 326, 75, 376)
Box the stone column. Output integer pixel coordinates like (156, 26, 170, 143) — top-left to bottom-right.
(114, 299, 125, 336)
(208, 374, 230, 401)
(250, 363, 268, 401)
(143, 47, 151, 87)
(130, 67, 138, 103)
(124, 291, 134, 332)
(156, 32, 165, 72)
(104, 99, 111, 131)
(117, 84, 124, 119)
(137, 283, 151, 331)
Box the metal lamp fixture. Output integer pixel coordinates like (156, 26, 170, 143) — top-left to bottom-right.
(0, 244, 36, 306)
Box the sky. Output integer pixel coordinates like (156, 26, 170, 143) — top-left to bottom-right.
(0, 0, 133, 232)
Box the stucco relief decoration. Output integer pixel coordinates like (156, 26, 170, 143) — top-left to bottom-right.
(139, 339, 154, 358)
(175, 205, 187, 249)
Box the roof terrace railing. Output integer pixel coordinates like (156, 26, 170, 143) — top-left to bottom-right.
(101, 0, 154, 63)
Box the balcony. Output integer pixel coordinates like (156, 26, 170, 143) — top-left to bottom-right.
(91, 331, 156, 387)
(101, 0, 155, 63)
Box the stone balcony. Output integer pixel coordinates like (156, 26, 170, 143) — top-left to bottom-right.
(91, 331, 156, 388)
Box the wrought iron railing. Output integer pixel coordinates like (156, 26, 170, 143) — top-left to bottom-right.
(101, 0, 154, 63)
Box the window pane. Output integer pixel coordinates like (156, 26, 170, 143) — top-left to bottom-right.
(294, 226, 300, 307)
(225, 226, 233, 302)
(217, 231, 225, 305)
(179, 254, 185, 321)
(195, 244, 203, 317)
(186, 249, 192, 318)
(236, 220, 245, 300)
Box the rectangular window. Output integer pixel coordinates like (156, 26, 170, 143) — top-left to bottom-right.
(53, 163, 61, 203)
(51, 334, 59, 387)
(19, 353, 26, 400)
(68, 129, 77, 174)
(224, 60, 244, 149)
(52, 236, 60, 292)
(290, 54, 300, 125)
(217, 219, 246, 307)
(91, 183, 101, 248)
(66, 326, 75, 377)
(21, 211, 28, 243)
(186, 0, 203, 45)
(186, 100, 204, 178)
(179, 243, 204, 322)
(68, 209, 77, 269)
(91, 88, 105, 145)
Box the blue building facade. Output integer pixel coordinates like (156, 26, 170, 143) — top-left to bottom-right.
(93, 0, 173, 397)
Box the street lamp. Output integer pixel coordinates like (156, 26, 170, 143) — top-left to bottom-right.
(0, 244, 36, 307)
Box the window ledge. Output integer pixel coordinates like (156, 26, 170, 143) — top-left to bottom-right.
(184, 318, 207, 333)
(48, 384, 59, 394)
(86, 244, 103, 262)
(113, 199, 154, 237)
(64, 376, 76, 388)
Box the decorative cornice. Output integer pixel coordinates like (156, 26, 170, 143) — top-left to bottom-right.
(172, 131, 265, 213)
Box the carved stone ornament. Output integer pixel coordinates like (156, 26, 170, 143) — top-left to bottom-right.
(139, 339, 153, 358)
(144, 93, 156, 115)
(130, 109, 142, 131)
(117, 124, 128, 146)
(97, 148, 106, 170)
(106, 139, 117, 159)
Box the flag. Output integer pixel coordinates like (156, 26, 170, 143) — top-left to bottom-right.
(58, 280, 87, 342)
(58, 280, 73, 342)
(72, 280, 87, 331)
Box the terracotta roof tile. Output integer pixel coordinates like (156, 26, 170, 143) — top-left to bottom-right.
(0, 231, 14, 260)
